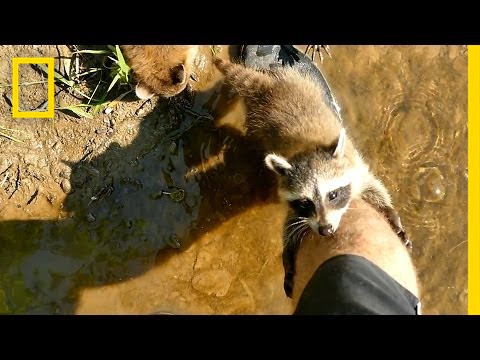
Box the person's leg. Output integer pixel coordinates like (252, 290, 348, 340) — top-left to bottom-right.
(292, 199, 420, 315)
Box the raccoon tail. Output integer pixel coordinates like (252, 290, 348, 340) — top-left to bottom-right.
(213, 58, 274, 96)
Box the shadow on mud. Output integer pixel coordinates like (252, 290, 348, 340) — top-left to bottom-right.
(0, 62, 279, 314)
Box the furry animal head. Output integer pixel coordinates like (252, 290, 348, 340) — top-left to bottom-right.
(266, 129, 357, 236)
(122, 45, 198, 99)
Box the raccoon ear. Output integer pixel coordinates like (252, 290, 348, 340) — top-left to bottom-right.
(135, 82, 154, 100)
(265, 154, 292, 176)
(333, 128, 346, 158)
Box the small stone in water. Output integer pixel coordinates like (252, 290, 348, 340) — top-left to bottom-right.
(167, 234, 181, 249)
(412, 166, 446, 203)
(169, 189, 185, 202)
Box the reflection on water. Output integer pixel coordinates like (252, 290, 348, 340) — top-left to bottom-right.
(0, 45, 467, 314)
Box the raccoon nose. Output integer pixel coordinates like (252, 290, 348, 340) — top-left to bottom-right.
(318, 224, 333, 236)
(171, 64, 186, 85)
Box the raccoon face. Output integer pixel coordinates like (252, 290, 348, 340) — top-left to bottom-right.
(265, 129, 353, 236)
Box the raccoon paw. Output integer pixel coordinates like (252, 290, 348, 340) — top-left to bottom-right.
(305, 45, 332, 63)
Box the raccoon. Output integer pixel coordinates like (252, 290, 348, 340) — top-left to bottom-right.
(213, 58, 411, 298)
(121, 45, 199, 99)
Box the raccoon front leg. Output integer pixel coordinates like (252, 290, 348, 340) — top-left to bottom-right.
(283, 238, 302, 298)
(282, 217, 305, 298)
(360, 176, 412, 249)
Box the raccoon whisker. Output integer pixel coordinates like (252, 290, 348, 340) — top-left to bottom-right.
(286, 225, 303, 240)
(285, 219, 308, 230)
(284, 228, 302, 246)
(285, 226, 300, 242)
(286, 218, 308, 225)
(290, 225, 309, 248)
(288, 222, 309, 240)
(283, 234, 293, 246)
(284, 221, 310, 248)
(286, 220, 308, 235)
(285, 221, 309, 236)
(299, 227, 309, 245)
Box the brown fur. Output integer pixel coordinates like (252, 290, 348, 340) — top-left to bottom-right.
(214, 58, 411, 297)
(213, 58, 358, 160)
(121, 45, 199, 98)
(213, 59, 407, 236)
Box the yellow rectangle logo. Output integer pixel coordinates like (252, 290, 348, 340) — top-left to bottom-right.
(11, 57, 55, 118)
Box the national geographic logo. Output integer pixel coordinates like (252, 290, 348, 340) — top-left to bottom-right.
(11, 57, 55, 118)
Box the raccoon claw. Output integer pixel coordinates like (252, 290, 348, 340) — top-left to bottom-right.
(405, 239, 413, 250)
(398, 230, 413, 250)
(305, 45, 332, 63)
(384, 207, 412, 250)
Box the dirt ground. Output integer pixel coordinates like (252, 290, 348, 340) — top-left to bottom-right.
(0, 45, 294, 314)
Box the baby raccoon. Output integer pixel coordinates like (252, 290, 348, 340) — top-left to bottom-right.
(121, 45, 199, 99)
(213, 58, 411, 298)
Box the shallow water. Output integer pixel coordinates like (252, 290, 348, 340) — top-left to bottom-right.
(0, 45, 467, 314)
(313, 45, 468, 314)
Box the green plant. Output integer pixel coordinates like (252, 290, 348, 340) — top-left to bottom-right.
(37, 45, 133, 119)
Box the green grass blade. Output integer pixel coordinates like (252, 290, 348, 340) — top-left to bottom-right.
(91, 92, 109, 115)
(73, 50, 111, 55)
(76, 68, 103, 78)
(107, 74, 120, 94)
(87, 79, 102, 105)
(56, 105, 93, 119)
(115, 45, 130, 81)
(64, 103, 94, 108)
(37, 64, 74, 87)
